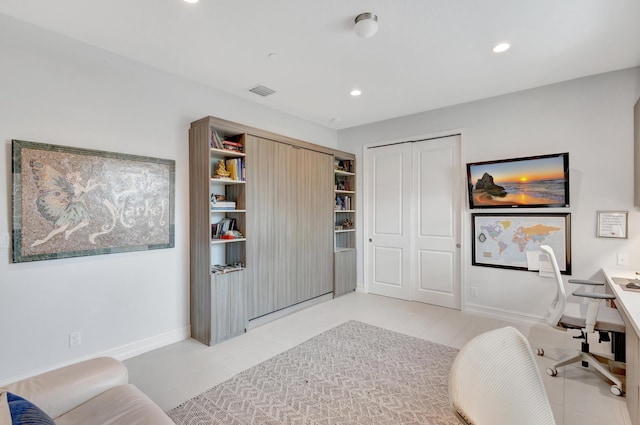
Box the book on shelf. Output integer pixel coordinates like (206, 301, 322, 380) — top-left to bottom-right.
(334, 159, 354, 173)
(211, 127, 223, 149)
(335, 195, 351, 210)
(211, 217, 236, 239)
(211, 200, 236, 210)
(225, 159, 238, 180)
(222, 140, 244, 153)
(224, 158, 245, 181)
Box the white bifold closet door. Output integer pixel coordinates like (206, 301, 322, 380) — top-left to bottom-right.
(365, 135, 461, 309)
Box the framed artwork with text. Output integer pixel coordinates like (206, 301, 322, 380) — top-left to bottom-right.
(12, 140, 175, 262)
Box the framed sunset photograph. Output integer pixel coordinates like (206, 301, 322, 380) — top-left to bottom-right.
(466, 152, 570, 209)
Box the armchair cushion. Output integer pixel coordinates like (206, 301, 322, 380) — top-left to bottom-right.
(4, 357, 128, 419)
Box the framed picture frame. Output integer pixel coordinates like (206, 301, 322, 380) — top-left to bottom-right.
(597, 211, 628, 239)
(471, 212, 571, 274)
(12, 140, 175, 263)
(466, 152, 570, 209)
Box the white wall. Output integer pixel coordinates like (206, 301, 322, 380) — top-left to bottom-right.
(338, 67, 640, 322)
(0, 14, 336, 383)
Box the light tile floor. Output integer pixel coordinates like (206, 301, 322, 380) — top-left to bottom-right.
(125, 292, 631, 425)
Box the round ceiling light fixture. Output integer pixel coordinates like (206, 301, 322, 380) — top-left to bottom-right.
(354, 13, 379, 38)
(492, 42, 511, 53)
(184, 0, 199, 3)
(350, 89, 362, 97)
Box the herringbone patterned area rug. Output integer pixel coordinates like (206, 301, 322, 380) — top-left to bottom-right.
(169, 320, 460, 425)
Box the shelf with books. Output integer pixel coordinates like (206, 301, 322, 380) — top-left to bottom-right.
(333, 155, 356, 297)
(190, 116, 249, 346)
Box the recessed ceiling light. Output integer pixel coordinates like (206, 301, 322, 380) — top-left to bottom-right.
(350, 89, 362, 97)
(492, 42, 510, 53)
(184, 0, 198, 3)
(268, 53, 280, 60)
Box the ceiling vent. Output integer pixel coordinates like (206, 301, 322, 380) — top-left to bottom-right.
(248, 84, 276, 97)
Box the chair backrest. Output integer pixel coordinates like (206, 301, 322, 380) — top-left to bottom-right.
(539, 245, 567, 329)
(449, 326, 556, 425)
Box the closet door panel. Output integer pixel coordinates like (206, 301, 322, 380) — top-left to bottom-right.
(247, 137, 333, 319)
(273, 142, 295, 311)
(246, 136, 277, 318)
(294, 148, 334, 303)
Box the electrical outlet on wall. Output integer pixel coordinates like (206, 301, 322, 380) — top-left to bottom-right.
(617, 253, 629, 266)
(69, 331, 82, 348)
(471, 287, 478, 297)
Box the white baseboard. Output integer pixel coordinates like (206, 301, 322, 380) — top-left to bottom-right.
(464, 303, 546, 327)
(0, 326, 190, 387)
(102, 325, 190, 361)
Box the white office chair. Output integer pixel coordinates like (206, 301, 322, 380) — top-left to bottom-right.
(449, 326, 556, 425)
(537, 245, 625, 396)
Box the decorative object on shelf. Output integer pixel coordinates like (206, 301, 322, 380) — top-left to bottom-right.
(334, 159, 354, 173)
(221, 230, 242, 239)
(214, 160, 231, 178)
(11, 140, 175, 263)
(471, 213, 571, 274)
(597, 210, 628, 239)
(343, 218, 353, 229)
(211, 262, 244, 274)
(354, 12, 379, 38)
(210, 193, 235, 210)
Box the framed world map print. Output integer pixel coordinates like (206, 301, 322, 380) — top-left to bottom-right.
(471, 213, 571, 274)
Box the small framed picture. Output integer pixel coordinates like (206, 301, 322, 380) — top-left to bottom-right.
(597, 211, 628, 239)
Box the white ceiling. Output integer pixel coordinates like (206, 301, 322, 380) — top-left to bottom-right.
(2, 0, 640, 130)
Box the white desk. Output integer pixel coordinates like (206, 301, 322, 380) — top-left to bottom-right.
(603, 267, 640, 336)
(603, 267, 640, 425)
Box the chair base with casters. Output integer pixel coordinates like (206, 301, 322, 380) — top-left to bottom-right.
(537, 328, 624, 396)
(537, 245, 626, 397)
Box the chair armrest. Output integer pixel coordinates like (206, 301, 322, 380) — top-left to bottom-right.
(572, 290, 615, 300)
(568, 279, 604, 286)
(3, 357, 127, 419)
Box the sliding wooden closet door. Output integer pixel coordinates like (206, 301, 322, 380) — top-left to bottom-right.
(246, 137, 333, 319)
(245, 135, 294, 319)
(293, 148, 334, 303)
